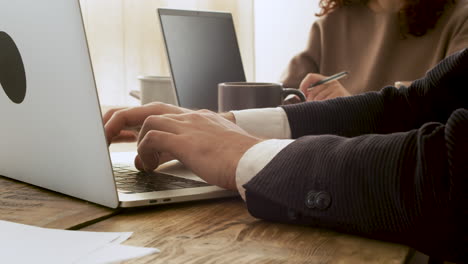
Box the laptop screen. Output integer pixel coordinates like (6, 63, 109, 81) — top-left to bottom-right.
(158, 9, 246, 111)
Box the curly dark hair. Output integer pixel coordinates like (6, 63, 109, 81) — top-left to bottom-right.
(317, 0, 456, 36)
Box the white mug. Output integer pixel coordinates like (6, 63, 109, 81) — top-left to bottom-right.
(130, 76, 177, 105)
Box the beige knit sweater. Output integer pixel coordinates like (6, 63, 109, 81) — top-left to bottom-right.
(281, 0, 468, 94)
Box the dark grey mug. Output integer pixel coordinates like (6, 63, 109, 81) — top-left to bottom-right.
(218, 82, 306, 112)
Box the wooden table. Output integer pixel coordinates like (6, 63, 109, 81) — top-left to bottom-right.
(82, 197, 410, 264)
(0, 176, 410, 264)
(0, 176, 116, 229)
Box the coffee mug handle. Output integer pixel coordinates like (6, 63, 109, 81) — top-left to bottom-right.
(282, 88, 306, 102)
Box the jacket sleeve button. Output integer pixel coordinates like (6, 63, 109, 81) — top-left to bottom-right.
(315, 191, 332, 210)
(306, 191, 332, 210)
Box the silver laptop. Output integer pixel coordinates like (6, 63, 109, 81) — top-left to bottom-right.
(0, 0, 237, 208)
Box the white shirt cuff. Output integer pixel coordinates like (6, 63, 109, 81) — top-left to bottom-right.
(235, 139, 294, 200)
(232, 107, 291, 139)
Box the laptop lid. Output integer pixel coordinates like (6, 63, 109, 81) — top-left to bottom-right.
(0, 0, 119, 208)
(158, 8, 246, 111)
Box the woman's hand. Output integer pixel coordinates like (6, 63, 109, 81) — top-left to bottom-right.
(299, 73, 351, 101)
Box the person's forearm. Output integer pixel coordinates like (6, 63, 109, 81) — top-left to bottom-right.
(242, 109, 468, 262)
(282, 48, 468, 139)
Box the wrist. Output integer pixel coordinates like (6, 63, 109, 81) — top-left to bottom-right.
(226, 134, 262, 191)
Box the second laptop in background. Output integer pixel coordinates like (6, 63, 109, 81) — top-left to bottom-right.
(158, 8, 246, 111)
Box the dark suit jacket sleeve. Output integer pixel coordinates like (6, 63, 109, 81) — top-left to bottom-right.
(243, 48, 468, 262)
(283, 48, 468, 139)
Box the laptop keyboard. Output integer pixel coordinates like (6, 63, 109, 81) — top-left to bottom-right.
(113, 164, 210, 194)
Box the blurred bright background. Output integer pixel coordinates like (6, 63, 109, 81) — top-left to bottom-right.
(80, 0, 319, 105)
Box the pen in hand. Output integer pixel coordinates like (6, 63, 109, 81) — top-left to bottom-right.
(307, 71, 349, 91)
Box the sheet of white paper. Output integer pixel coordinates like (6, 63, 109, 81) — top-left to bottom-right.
(0, 220, 159, 264)
(77, 244, 160, 264)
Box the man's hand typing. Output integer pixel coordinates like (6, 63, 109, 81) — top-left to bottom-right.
(104, 103, 261, 191)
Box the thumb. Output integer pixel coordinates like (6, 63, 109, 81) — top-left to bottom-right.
(134, 152, 175, 171)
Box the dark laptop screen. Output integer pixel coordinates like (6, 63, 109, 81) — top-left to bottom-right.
(158, 9, 246, 111)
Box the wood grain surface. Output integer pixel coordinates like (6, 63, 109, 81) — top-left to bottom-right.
(0, 176, 116, 229)
(82, 197, 410, 264)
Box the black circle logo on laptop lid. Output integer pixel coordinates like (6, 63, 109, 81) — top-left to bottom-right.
(0, 31, 27, 104)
